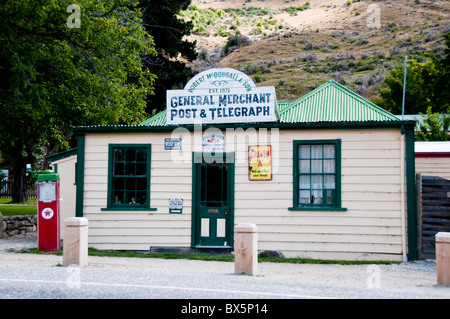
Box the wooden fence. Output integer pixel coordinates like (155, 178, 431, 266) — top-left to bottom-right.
(0, 177, 37, 199)
(421, 176, 450, 259)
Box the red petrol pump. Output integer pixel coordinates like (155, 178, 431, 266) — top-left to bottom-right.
(33, 169, 61, 252)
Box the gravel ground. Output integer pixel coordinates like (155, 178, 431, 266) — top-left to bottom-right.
(1, 234, 449, 300)
(0, 233, 38, 251)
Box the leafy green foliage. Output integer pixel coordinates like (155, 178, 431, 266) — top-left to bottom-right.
(223, 31, 252, 55)
(0, 0, 157, 201)
(377, 32, 450, 115)
(139, 0, 197, 112)
(283, 2, 311, 16)
(416, 108, 450, 141)
(180, 5, 307, 39)
(377, 32, 450, 141)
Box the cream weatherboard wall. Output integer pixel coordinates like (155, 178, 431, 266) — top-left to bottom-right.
(81, 127, 407, 261)
(83, 132, 193, 250)
(50, 155, 77, 240)
(416, 157, 450, 180)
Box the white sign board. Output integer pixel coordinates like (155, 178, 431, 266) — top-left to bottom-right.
(202, 133, 225, 151)
(169, 198, 183, 210)
(39, 182, 56, 203)
(166, 68, 277, 125)
(169, 198, 183, 214)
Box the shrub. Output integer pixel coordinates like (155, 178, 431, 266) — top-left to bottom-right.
(294, 53, 317, 62)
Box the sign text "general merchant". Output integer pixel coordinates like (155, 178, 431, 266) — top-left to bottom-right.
(170, 93, 272, 108)
(166, 87, 277, 125)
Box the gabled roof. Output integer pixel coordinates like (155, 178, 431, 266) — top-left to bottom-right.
(139, 109, 167, 126)
(278, 80, 399, 123)
(46, 148, 77, 163)
(140, 80, 399, 126)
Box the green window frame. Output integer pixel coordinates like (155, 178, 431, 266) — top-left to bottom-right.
(103, 144, 156, 211)
(290, 140, 346, 211)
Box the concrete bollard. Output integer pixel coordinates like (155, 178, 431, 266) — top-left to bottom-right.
(436, 232, 450, 286)
(63, 217, 89, 267)
(234, 223, 257, 276)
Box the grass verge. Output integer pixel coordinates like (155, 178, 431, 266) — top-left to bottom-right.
(0, 198, 37, 216)
(11, 247, 398, 265)
(0, 198, 37, 204)
(0, 206, 37, 216)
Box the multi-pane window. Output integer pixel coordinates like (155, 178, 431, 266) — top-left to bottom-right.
(293, 140, 344, 210)
(107, 144, 151, 209)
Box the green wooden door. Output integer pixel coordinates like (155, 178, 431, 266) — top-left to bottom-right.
(192, 153, 234, 248)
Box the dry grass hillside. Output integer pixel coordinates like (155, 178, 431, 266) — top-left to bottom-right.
(180, 0, 449, 102)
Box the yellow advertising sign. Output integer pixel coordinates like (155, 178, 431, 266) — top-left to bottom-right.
(248, 145, 272, 181)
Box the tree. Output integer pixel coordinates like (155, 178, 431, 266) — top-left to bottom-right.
(377, 32, 450, 115)
(139, 0, 197, 112)
(415, 107, 450, 141)
(0, 0, 157, 202)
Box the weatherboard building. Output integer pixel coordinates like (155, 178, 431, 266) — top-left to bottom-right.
(48, 68, 418, 261)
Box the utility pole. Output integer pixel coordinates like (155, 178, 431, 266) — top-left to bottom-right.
(402, 55, 408, 120)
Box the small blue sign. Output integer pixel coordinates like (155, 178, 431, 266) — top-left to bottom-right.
(165, 138, 182, 150)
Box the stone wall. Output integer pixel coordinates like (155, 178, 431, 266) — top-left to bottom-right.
(0, 213, 37, 238)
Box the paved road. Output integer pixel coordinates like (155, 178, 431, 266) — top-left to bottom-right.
(1, 248, 450, 302)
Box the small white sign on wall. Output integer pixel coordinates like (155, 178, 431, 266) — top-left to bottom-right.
(202, 133, 225, 151)
(169, 198, 183, 214)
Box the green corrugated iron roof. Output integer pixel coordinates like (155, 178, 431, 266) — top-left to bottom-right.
(276, 101, 291, 113)
(139, 109, 167, 126)
(278, 80, 399, 123)
(140, 80, 399, 126)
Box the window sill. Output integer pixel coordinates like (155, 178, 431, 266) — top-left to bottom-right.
(288, 207, 347, 212)
(101, 207, 157, 212)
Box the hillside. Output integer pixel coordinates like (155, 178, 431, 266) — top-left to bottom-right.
(180, 0, 449, 102)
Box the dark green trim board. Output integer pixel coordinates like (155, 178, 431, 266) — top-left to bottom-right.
(288, 207, 347, 212)
(75, 135, 85, 218)
(405, 126, 418, 261)
(73, 120, 416, 135)
(191, 152, 197, 248)
(46, 148, 77, 164)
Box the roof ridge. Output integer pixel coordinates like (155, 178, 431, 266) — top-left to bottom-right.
(278, 80, 335, 114)
(278, 80, 399, 122)
(140, 80, 400, 126)
(326, 80, 399, 120)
